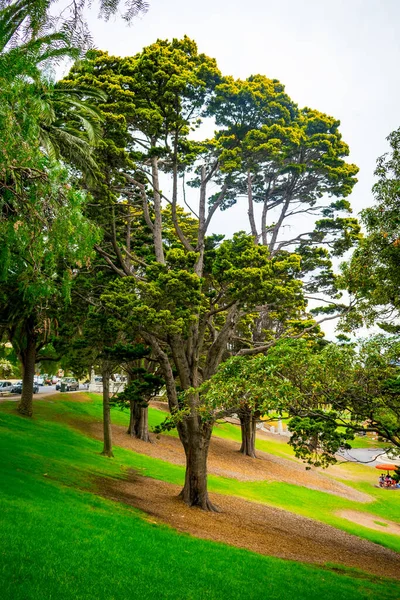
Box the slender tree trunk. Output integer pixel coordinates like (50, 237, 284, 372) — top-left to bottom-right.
(151, 155, 165, 264)
(247, 171, 258, 242)
(101, 369, 114, 457)
(17, 334, 37, 417)
(127, 401, 134, 435)
(178, 419, 218, 511)
(127, 400, 150, 442)
(239, 406, 258, 458)
(261, 201, 268, 246)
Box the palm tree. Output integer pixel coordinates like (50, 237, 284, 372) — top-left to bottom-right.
(0, 0, 104, 417)
(0, 0, 106, 180)
(38, 81, 105, 179)
(0, 0, 148, 43)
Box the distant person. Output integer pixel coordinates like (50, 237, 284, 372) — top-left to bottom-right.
(379, 474, 385, 487)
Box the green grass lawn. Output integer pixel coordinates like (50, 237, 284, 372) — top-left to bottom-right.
(34, 395, 400, 553)
(213, 420, 296, 459)
(1, 400, 400, 600)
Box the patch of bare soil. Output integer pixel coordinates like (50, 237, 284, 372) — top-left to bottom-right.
(149, 400, 169, 412)
(338, 510, 400, 536)
(73, 419, 371, 503)
(97, 472, 400, 580)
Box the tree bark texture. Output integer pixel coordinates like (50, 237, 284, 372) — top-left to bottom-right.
(239, 406, 258, 458)
(247, 171, 258, 242)
(151, 156, 165, 264)
(178, 418, 218, 511)
(127, 400, 150, 442)
(17, 333, 37, 417)
(146, 316, 241, 511)
(101, 370, 114, 457)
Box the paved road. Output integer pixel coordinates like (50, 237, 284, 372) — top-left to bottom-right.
(35, 384, 58, 396)
(337, 447, 400, 467)
(0, 384, 87, 402)
(337, 447, 385, 467)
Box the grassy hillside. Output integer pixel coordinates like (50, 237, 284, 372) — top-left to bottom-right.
(46, 394, 400, 553)
(0, 397, 399, 600)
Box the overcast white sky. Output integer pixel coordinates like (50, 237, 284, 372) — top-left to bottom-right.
(85, 0, 400, 335)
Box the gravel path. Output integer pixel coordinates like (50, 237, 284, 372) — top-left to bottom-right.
(97, 472, 400, 580)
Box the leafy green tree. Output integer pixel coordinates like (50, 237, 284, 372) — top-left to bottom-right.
(285, 337, 400, 463)
(206, 76, 360, 454)
(65, 39, 362, 504)
(65, 39, 353, 509)
(341, 127, 400, 333)
(0, 1, 106, 177)
(204, 337, 400, 466)
(0, 163, 98, 415)
(0, 0, 105, 415)
(102, 233, 303, 509)
(206, 75, 361, 454)
(211, 76, 360, 261)
(114, 354, 163, 442)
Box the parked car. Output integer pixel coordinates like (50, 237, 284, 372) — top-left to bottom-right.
(10, 381, 39, 394)
(11, 380, 22, 393)
(34, 376, 44, 386)
(55, 381, 61, 391)
(0, 381, 13, 394)
(60, 377, 79, 392)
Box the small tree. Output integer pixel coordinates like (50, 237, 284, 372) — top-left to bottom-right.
(203, 337, 400, 467)
(114, 361, 163, 442)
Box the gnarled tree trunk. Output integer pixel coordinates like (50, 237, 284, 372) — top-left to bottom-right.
(17, 333, 37, 417)
(101, 369, 114, 457)
(127, 400, 150, 442)
(239, 406, 258, 458)
(178, 418, 218, 511)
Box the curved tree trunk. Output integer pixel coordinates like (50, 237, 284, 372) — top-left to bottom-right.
(17, 333, 37, 417)
(127, 400, 150, 442)
(101, 369, 114, 457)
(178, 419, 218, 511)
(239, 406, 258, 458)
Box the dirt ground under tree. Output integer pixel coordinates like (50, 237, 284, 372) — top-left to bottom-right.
(96, 471, 400, 580)
(63, 412, 400, 580)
